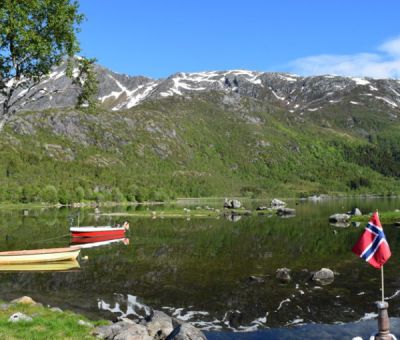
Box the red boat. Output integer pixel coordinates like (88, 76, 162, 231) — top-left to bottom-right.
(70, 222, 129, 238)
(71, 234, 125, 243)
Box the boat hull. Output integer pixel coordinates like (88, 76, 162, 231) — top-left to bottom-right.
(71, 234, 125, 243)
(0, 260, 80, 272)
(0, 247, 80, 265)
(70, 226, 126, 238)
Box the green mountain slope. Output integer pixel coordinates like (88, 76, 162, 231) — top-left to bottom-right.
(1, 92, 400, 203)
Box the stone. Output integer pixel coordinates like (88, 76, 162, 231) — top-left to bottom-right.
(276, 207, 296, 216)
(170, 322, 207, 340)
(350, 208, 362, 216)
(113, 324, 151, 340)
(93, 321, 135, 339)
(223, 198, 242, 209)
(50, 307, 63, 313)
(329, 213, 350, 223)
(312, 268, 335, 285)
(8, 312, 33, 323)
(271, 198, 286, 208)
(248, 275, 265, 283)
(256, 206, 268, 211)
(78, 319, 93, 328)
(146, 310, 174, 339)
(11, 296, 36, 305)
(276, 268, 292, 283)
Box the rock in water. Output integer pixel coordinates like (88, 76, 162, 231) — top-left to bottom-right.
(276, 207, 296, 216)
(276, 268, 292, 283)
(329, 213, 350, 223)
(312, 268, 335, 285)
(271, 199, 286, 208)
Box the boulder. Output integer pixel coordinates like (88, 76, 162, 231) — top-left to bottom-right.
(348, 208, 362, 216)
(276, 268, 292, 283)
(248, 275, 265, 283)
(169, 323, 207, 340)
(11, 296, 36, 305)
(270, 199, 286, 208)
(329, 213, 350, 223)
(276, 207, 296, 216)
(224, 198, 242, 209)
(50, 307, 63, 313)
(312, 268, 335, 285)
(113, 324, 152, 340)
(78, 319, 93, 328)
(93, 321, 135, 339)
(146, 311, 174, 339)
(8, 312, 33, 323)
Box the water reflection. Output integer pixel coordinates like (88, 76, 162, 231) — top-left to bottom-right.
(0, 197, 399, 333)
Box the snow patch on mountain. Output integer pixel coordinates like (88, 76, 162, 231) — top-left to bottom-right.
(351, 77, 370, 85)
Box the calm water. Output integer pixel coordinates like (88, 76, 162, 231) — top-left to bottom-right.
(0, 197, 400, 338)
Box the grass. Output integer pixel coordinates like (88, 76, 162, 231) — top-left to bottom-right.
(0, 300, 107, 340)
(351, 210, 400, 223)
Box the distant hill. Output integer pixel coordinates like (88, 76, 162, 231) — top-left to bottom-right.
(1, 63, 400, 203)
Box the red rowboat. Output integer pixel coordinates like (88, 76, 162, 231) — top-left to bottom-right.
(70, 222, 129, 238)
(71, 234, 125, 243)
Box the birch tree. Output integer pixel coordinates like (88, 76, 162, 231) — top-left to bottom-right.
(0, 0, 97, 131)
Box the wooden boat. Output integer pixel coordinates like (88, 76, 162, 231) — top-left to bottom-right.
(0, 247, 80, 265)
(0, 259, 80, 272)
(70, 222, 129, 238)
(71, 237, 129, 249)
(71, 234, 125, 244)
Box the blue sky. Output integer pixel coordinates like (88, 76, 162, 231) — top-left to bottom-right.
(78, 0, 400, 79)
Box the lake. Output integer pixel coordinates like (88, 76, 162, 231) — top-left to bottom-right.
(0, 197, 399, 339)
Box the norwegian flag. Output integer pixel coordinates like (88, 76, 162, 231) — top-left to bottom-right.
(352, 211, 391, 269)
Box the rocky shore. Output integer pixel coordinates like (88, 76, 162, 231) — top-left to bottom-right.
(2, 296, 207, 340)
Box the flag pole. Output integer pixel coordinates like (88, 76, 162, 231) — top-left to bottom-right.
(381, 266, 384, 302)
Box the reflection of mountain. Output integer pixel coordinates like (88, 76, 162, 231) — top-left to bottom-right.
(0, 201, 400, 330)
(98, 294, 151, 320)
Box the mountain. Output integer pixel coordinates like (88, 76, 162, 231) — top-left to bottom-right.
(1, 63, 400, 203)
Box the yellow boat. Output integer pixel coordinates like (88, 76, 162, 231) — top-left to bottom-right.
(0, 247, 80, 264)
(0, 259, 80, 272)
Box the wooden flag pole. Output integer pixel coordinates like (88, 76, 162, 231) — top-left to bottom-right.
(381, 266, 385, 302)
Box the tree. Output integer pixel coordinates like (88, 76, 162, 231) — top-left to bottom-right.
(0, 0, 97, 131)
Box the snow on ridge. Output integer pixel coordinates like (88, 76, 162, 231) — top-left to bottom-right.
(390, 87, 400, 97)
(351, 77, 370, 85)
(270, 88, 285, 101)
(375, 96, 398, 107)
(125, 82, 158, 109)
(278, 74, 297, 82)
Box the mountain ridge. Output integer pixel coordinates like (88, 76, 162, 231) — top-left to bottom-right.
(1, 62, 400, 203)
(3, 62, 400, 116)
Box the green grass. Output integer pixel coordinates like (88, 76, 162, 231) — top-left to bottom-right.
(351, 210, 400, 223)
(0, 300, 107, 339)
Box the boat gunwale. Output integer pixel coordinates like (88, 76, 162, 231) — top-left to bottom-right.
(0, 247, 80, 256)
